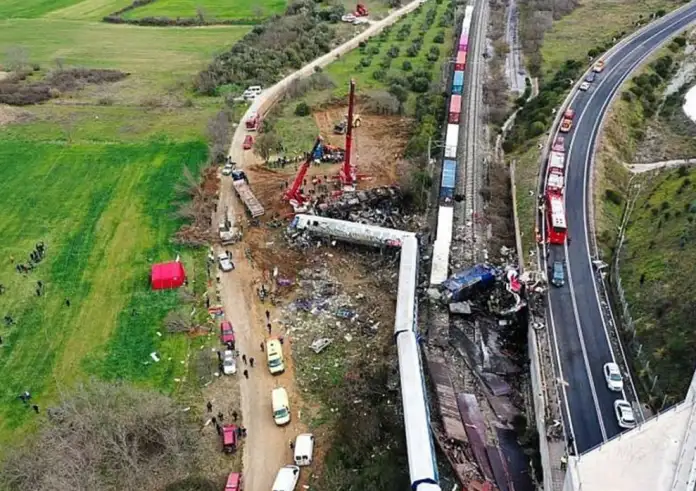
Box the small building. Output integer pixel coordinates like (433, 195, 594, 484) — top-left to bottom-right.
(151, 261, 186, 290)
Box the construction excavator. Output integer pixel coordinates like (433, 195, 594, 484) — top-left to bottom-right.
(333, 112, 361, 135)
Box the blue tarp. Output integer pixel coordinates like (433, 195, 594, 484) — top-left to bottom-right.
(313, 143, 323, 160)
(441, 264, 497, 302)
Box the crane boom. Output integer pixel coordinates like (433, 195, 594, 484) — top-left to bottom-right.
(340, 79, 356, 187)
(284, 136, 323, 204)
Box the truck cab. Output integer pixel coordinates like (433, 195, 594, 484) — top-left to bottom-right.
(231, 170, 248, 183)
(245, 113, 261, 131)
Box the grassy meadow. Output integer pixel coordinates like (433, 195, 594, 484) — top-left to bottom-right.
(620, 166, 696, 401)
(0, 0, 254, 448)
(539, 0, 681, 78)
(0, 139, 208, 443)
(122, 0, 288, 21)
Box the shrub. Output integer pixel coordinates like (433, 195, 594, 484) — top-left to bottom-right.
(402, 60, 413, 71)
(294, 102, 311, 116)
(387, 46, 400, 58)
(433, 31, 445, 44)
(372, 69, 387, 81)
(605, 189, 623, 205)
(409, 76, 429, 93)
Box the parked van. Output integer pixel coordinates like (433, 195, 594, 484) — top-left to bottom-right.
(271, 465, 299, 491)
(293, 433, 314, 466)
(272, 387, 290, 425)
(266, 337, 285, 374)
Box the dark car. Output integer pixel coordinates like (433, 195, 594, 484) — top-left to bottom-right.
(551, 261, 565, 287)
(585, 72, 596, 83)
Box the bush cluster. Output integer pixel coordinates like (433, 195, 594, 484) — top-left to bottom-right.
(503, 59, 584, 151)
(0, 68, 128, 106)
(195, 1, 337, 94)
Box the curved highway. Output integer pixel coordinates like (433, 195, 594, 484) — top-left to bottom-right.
(543, 3, 696, 455)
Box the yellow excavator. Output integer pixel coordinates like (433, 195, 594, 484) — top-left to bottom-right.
(333, 112, 361, 134)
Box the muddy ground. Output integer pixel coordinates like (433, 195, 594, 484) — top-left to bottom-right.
(242, 106, 412, 219)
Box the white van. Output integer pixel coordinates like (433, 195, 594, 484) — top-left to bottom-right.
(271, 465, 300, 491)
(247, 85, 262, 94)
(266, 337, 285, 374)
(272, 387, 291, 425)
(294, 433, 314, 466)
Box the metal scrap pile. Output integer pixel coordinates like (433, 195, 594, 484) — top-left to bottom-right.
(315, 186, 420, 229)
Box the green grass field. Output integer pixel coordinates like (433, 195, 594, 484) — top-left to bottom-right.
(0, 0, 82, 19)
(0, 137, 207, 445)
(540, 0, 680, 78)
(122, 0, 287, 21)
(45, 0, 132, 20)
(0, 0, 249, 448)
(620, 166, 696, 401)
(0, 20, 248, 92)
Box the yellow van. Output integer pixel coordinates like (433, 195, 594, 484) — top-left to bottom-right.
(272, 387, 291, 426)
(266, 337, 285, 374)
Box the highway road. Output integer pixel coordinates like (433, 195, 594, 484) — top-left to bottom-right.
(543, 3, 696, 455)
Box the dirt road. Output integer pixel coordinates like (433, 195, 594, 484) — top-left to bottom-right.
(215, 2, 429, 487)
(217, 251, 300, 490)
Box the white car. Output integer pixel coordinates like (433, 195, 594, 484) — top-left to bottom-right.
(218, 253, 234, 272)
(603, 362, 624, 392)
(221, 163, 234, 176)
(614, 399, 637, 429)
(579, 81, 591, 91)
(271, 465, 300, 491)
(221, 350, 236, 375)
(242, 90, 257, 101)
(352, 17, 368, 25)
(341, 14, 356, 22)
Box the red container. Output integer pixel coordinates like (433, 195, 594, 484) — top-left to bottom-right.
(455, 51, 467, 71)
(448, 95, 461, 123)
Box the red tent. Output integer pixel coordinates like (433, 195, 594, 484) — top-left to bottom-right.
(151, 261, 186, 290)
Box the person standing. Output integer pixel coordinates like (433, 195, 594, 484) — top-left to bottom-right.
(242, 354, 247, 365)
(232, 410, 238, 422)
(249, 357, 255, 368)
(206, 401, 213, 412)
(243, 369, 249, 379)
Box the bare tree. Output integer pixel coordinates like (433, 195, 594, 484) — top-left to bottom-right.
(207, 110, 230, 164)
(253, 132, 281, 161)
(165, 311, 195, 333)
(4, 46, 28, 72)
(0, 381, 204, 491)
(195, 5, 207, 22)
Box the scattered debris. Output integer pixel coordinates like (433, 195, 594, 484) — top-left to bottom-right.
(311, 338, 333, 353)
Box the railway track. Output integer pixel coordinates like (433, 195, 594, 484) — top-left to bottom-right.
(460, 0, 488, 264)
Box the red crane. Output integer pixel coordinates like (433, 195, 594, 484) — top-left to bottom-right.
(283, 136, 323, 206)
(339, 79, 357, 189)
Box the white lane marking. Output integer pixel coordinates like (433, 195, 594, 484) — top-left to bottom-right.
(565, 9, 696, 426)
